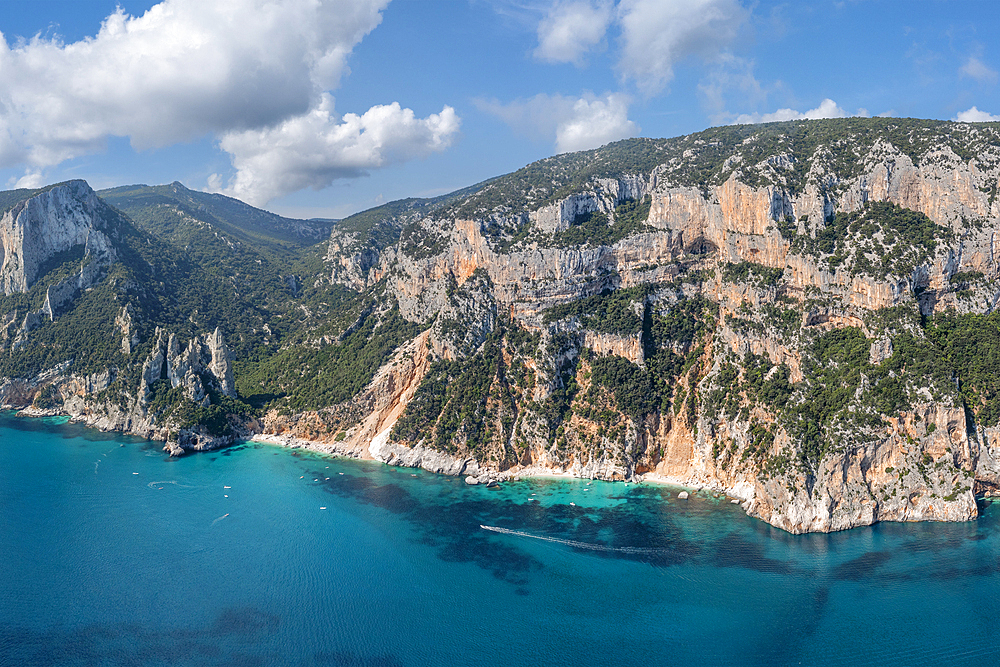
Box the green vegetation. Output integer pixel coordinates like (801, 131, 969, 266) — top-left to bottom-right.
(793, 201, 950, 278)
(543, 285, 649, 334)
(0, 181, 81, 217)
(588, 355, 656, 420)
(949, 270, 985, 291)
(927, 311, 1000, 426)
(550, 196, 653, 247)
(440, 140, 674, 219)
(390, 327, 524, 461)
(0, 187, 39, 217)
(32, 384, 60, 409)
(0, 276, 125, 378)
(777, 215, 800, 240)
(761, 304, 801, 336)
(720, 261, 784, 286)
(322, 179, 492, 254)
(741, 421, 776, 462)
(577, 295, 718, 423)
(701, 298, 999, 476)
(742, 354, 794, 410)
(239, 307, 423, 413)
(145, 378, 254, 437)
(431, 118, 1000, 220)
(777, 324, 954, 470)
(399, 222, 448, 259)
(100, 182, 330, 247)
(4, 116, 1000, 469)
(0, 182, 426, 440)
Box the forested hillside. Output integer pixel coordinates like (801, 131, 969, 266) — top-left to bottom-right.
(3, 117, 1000, 533)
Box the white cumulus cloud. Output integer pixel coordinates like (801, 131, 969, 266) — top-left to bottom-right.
(955, 106, 1000, 122)
(959, 56, 998, 85)
(0, 0, 465, 205)
(0, 0, 389, 169)
(217, 95, 460, 206)
(555, 94, 637, 153)
(732, 99, 860, 124)
(616, 0, 747, 96)
(476, 92, 638, 154)
(534, 1, 613, 65)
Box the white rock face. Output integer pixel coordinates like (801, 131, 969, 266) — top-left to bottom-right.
(140, 327, 237, 403)
(373, 438, 480, 476)
(314, 127, 1000, 533)
(0, 181, 116, 296)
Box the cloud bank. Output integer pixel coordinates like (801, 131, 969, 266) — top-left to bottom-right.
(0, 0, 461, 205)
(955, 107, 1000, 122)
(534, 1, 613, 65)
(959, 56, 999, 85)
(217, 95, 459, 206)
(477, 92, 638, 154)
(616, 0, 747, 96)
(533, 0, 747, 95)
(732, 99, 864, 124)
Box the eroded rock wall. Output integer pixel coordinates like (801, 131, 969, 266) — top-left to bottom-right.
(316, 134, 1000, 533)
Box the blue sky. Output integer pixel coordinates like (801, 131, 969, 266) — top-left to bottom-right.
(0, 0, 998, 219)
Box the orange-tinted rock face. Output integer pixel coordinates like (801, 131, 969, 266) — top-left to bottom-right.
(309, 130, 1000, 533)
(9, 122, 1000, 534)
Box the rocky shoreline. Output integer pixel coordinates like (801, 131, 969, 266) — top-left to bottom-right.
(8, 403, 992, 533)
(2, 403, 752, 504)
(252, 427, 757, 511)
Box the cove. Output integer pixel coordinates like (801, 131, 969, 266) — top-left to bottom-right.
(2, 411, 1000, 666)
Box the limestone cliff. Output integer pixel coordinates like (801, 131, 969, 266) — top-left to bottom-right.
(1, 180, 117, 296)
(0, 182, 248, 456)
(5, 118, 1000, 535)
(312, 118, 1000, 533)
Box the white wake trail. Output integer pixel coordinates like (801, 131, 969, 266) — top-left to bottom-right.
(480, 525, 665, 555)
(147, 480, 196, 489)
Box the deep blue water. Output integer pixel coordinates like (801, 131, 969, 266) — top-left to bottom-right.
(2, 411, 1000, 666)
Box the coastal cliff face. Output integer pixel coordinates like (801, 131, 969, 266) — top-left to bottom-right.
(316, 119, 1000, 533)
(0, 181, 250, 455)
(0, 180, 116, 296)
(4, 118, 1000, 534)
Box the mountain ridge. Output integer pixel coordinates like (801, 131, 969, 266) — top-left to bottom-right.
(3, 117, 1000, 534)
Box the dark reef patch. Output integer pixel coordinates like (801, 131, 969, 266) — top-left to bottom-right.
(0, 606, 281, 666)
(832, 551, 891, 581)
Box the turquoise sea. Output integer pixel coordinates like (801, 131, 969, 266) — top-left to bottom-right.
(2, 411, 1000, 666)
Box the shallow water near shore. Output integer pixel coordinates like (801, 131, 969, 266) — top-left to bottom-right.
(3, 411, 1000, 666)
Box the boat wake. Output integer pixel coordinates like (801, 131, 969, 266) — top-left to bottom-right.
(211, 513, 230, 526)
(147, 480, 195, 489)
(480, 525, 666, 555)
